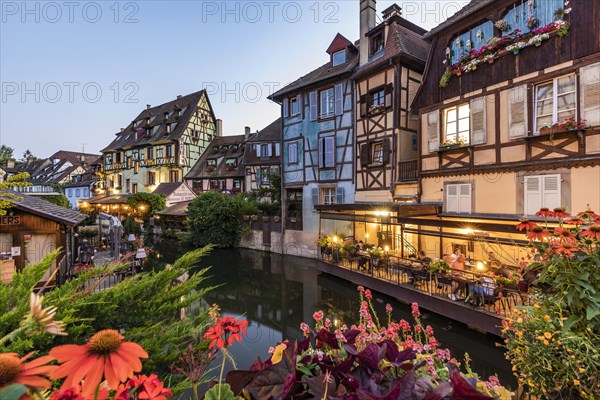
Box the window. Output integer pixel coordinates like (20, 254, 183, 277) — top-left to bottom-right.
(321, 188, 337, 205)
(147, 171, 156, 185)
(319, 136, 335, 168)
(156, 147, 164, 158)
(84, 188, 89, 197)
(332, 50, 346, 66)
(74, 188, 79, 197)
(207, 159, 217, 167)
(524, 175, 561, 215)
(369, 89, 385, 113)
(132, 183, 138, 194)
(370, 33, 384, 56)
(259, 167, 271, 184)
(147, 147, 154, 159)
(288, 142, 298, 164)
(320, 88, 335, 118)
(372, 142, 383, 164)
(166, 123, 171, 133)
(290, 97, 300, 115)
(260, 143, 270, 157)
(534, 75, 577, 133)
(125, 179, 130, 193)
(105, 154, 113, 164)
(115, 152, 122, 163)
(170, 170, 179, 183)
(134, 161, 139, 174)
(446, 183, 472, 213)
(233, 179, 241, 189)
(67, 189, 72, 197)
(502, 0, 562, 37)
(225, 158, 237, 167)
(117, 174, 123, 188)
(443, 103, 470, 145)
(166, 145, 173, 157)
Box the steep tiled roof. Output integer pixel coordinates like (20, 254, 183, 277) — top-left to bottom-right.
(270, 40, 358, 100)
(423, 0, 494, 39)
(102, 90, 210, 152)
(19, 151, 98, 186)
(185, 135, 246, 179)
(10, 190, 87, 226)
(152, 182, 192, 197)
(245, 118, 281, 143)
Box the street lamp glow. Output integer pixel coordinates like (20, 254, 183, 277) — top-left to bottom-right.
(477, 261, 485, 270)
(332, 236, 338, 243)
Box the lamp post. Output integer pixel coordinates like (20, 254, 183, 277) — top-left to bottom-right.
(135, 246, 147, 273)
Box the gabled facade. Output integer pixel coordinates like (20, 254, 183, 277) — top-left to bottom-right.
(269, 33, 358, 233)
(101, 90, 219, 195)
(151, 182, 196, 207)
(243, 119, 282, 191)
(64, 170, 98, 209)
(354, 1, 428, 203)
(185, 135, 246, 194)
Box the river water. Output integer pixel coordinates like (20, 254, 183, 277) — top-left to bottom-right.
(153, 243, 517, 389)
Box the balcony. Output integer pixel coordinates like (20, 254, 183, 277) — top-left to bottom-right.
(397, 159, 417, 182)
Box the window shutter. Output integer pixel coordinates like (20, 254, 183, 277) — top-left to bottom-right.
(334, 83, 343, 115)
(360, 94, 367, 117)
(470, 96, 487, 145)
(427, 111, 440, 152)
(336, 186, 345, 204)
(360, 144, 369, 167)
(543, 175, 561, 210)
(382, 138, 391, 164)
(309, 91, 318, 121)
(446, 185, 458, 213)
(296, 94, 302, 117)
(268, 144, 273, 157)
(458, 184, 472, 213)
(325, 137, 335, 167)
(255, 144, 260, 157)
(580, 62, 600, 127)
(275, 143, 281, 157)
(385, 84, 393, 108)
(524, 176, 542, 215)
(288, 143, 297, 164)
(311, 187, 320, 206)
(283, 98, 289, 118)
(508, 85, 528, 138)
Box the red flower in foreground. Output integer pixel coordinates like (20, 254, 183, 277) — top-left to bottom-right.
(565, 217, 585, 225)
(115, 374, 172, 400)
(552, 207, 570, 219)
(554, 242, 579, 256)
(50, 329, 148, 397)
(203, 316, 248, 350)
(553, 227, 573, 240)
(50, 385, 109, 400)
(581, 224, 600, 241)
(0, 352, 56, 391)
(535, 208, 554, 218)
(526, 226, 550, 241)
(516, 219, 537, 231)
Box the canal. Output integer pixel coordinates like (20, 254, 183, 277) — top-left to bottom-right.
(154, 242, 517, 389)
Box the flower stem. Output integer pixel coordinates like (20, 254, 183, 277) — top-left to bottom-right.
(0, 326, 24, 346)
(218, 348, 227, 398)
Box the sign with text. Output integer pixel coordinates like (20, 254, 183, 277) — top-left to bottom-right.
(0, 216, 20, 225)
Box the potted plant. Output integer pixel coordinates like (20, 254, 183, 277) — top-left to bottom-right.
(439, 137, 467, 150)
(273, 215, 280, 223)
(367, 247, 384, 267)
(494, 275, 518, 290)
(289, 212, 299, 223)
(428, 260, 450, 275)
(494, 19, 509, 32)
(539, 117, 587, 136)
(316, 237, 332, 257)
(250, 214, 258, 221)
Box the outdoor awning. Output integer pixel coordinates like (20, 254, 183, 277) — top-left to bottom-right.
(314, 202, 441, 217)
(86, 194, 131, 205)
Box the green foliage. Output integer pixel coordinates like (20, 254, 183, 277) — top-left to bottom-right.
(232, 194, 259, 216)
(127, 192, 166, 220)
(0, 246, 218, 385)
(78, 228, 98, 238)
(187, 192, 242, 248)
(0, 384, 29, 400)
(40, 194, 70, 208)
(246, 173, 281, 216)
(0, 172, 31, 216)
(0, 145, 14, 166)
(204, 384, 241, 400)
(123, 216, 142, 236)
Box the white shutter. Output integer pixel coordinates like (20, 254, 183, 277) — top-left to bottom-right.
(311, 187, 320, 206)
(267, 144, 273, 157)
(283, 98, 289, 118)
(309, 91, 318, 121)
(470, 96, 487, 145)
(542, 175, 561, 210)
(427, 111, 440, 152)
(325, 137, 335, 167)
(275, 143, 281, 157)
(296, 94, 302, 116)
(334, 83, 344, 115)
(580, 62, 600, 127)
(288, 143, 297, 164)
(336, 186, 345, 204)
(524, 176, 542, 215)
(509, 85, 528, 138)
(458, 184, 472, 213)
(446, 184, 458, 213)
(255, 144, 260, 157)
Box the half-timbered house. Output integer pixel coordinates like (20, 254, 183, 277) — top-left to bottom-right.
(101, 90, 219, 196)
(269, 33, 358, 234)
(244, 119, 282, 192)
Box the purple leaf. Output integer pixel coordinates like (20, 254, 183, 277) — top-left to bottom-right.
(245, 344, 297, 400)
(356, 343, 385, 369)
(343, 329, 361, 344)
(316, 328, 340, 349)
(448, 363, 493, 400)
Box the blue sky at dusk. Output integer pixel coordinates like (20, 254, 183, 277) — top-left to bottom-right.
(0, 1, 466, 158)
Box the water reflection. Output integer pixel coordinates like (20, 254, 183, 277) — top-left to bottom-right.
(155, 243, 517, 388)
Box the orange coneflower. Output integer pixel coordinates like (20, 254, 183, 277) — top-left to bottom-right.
(565, 217, 586, 225)
(527, 226, 550, 241)
(0, 352, 56, 391)
(552, 207, 570, 219)
(581, 224, 600, 241)
(535, 208, 554, 218)
(516, 219, 538, 231)
(577, 209, 600, 220)
(553, 227, 573, 240)
(50, 329, 148, 397)
(554, 242, 579, 256)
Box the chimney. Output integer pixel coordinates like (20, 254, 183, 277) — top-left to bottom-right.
(382, 3, 401, 21)
(216, 119, 223, 136)
(146, 104, 151, 110)
(177, 95, 182, 99)
(120, 128, 125, 132)
(244, 126, 251, 139)
(359, 0, 377, 65)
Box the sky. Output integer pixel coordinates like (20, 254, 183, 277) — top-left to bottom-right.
(0, 0, 467, 159)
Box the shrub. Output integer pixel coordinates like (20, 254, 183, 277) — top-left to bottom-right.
(187, 191, 242, 248)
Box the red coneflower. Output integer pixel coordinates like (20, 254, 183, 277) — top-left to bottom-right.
(203, 317, 248, 350)
(565, 217, 586, 225)
(552, 207, 570, 219)
(0, 352, 56, 392)
(535, 208, 554, 218)
(581, 224, 600, 241)
(516, 219, 538, 231)
(577, 209, 600, 220)
(553, 227, 573, 240)
(554, 242, 579, 256)
(50, 329, 148, 397)
(527, 226, 550, 241)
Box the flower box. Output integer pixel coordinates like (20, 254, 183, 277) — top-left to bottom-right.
(439, 143, 467, 151)
(539, 126, 571, 136)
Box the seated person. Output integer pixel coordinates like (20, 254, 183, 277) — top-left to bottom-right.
(448, 254, 466, 300)
(418, 250, 432, 265)
(355, 240, 366, 252)
(470, 275, 496, 305)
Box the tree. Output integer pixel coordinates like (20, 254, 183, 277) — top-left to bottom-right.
(21, 149, 38, 162)
(0, 172, 31, 216)
(247, 172, 281, 216)
(187, 191, 242, 248)
(127, 192, 166, 221)
(40, 194, 70, 208)
(0, 145, 14, 166)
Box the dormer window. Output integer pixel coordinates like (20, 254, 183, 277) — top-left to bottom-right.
(332, 50, 346, 66)
(370, 34, 384, 56)
(225, 158, 237, 167)
(207, 159, 216, 167)
(166, 123, 171, 134)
